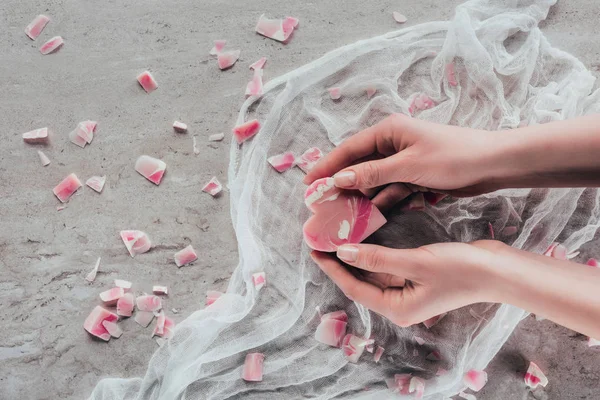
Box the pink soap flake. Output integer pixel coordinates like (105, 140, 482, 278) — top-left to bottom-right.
(314, 318, 347, 347)
(134, 311, 155, 327)
(39, 36, 63, 55)
(136, 295, 162, 312)
(524, 361, 548, 389)
(232, 119, 261, 144)
(423, 312, 447, 329)
(373, 346, 385, 363)
(86, 176, 106, 193)
(102, 320, 123, 338)
(246, 69, 264, 96)
(342, 334, 365, 363)
(249, 57, 267, 70)
(328, 87, 341, 100)
(99, 287, 125, 306)
(464, 369, 488, 392)
(85, 257, 101, 282)
(83, 306, 119, 341)
(255, 14, 298, 42)
(393, 12, 407, 23)
(587, 258, 599, 268)
(116, 293, 134, 317)
(366, 87, 377, 99)
(409, 376, 425, 399)
(217, 50, 241, 70)
(38, 150, 51, 166)
(242, 353, 265, 382)
(173, 121, 188, 133)
(267, 151, 296, 172)
(120, 230, 152, 257)
(22, 127, 49, 144)
(153, 313, 175, 338)
(252, 272, 266, 290)
(206, 290, 223, 306)
(153, 285, 168, 295)
(25, 14, 50, 40)
(296, 147, 323, 173)
(53, 173, 82, 203)
(303, 177, 387, 252)
(202, 177, 223, 197)
(321, 310, 348, 322)
(114, 279, 132, 289)
(135, 155, 166, 185)
(208, 133, 225, 142)
(137, 71, 158, 93)
(209, 39, 226, 56)
(174, 244, 198, 267)
(445, 62, 458, 86)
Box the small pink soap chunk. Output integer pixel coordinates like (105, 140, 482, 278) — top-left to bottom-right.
(423, 312, 447, 329)
(217, 50, 240, 70)
(464, 369, 488, 392)
(242, 353, 265, 382)
(102, 320, 123, 338)
(85, 257, 101, 282)
(366, 87, 377, 99)
(249, 57, 267, 70)
(68, 120, 97, 148)
(136, 295, 162, 312)
(252, 272, 266, 290)
(209, 39, 226, 56)
(22, 127, 48, 144)
(137, 71, 158, 93)
(268, 151, 295, 172)
(25, 15, 50, 40)
(173, 121, 188, 133)
(296, 147, 323, 173)
(524, 361, 548, 389)
(53, 173, 82, 203)
(232, 119, 261, 144)
(255, 14, 298, 42)
(86, 176, 106, 193)
(202, 177, 223, 197)
(245, 69, 264, 96)
(134, 311, 155, 327)
(303, 177, 387, 252)
(209, 133, 225, 141)
(328, 87, 341, 100)
(116, 293, 134, 317)
(409, 377, 425, 399)
(393, 12, 407, 23)
(120, 230, 152, 257)
(99, 287, 125, 306)
(206, 290, 223, 306)
(153, 313, 175, 338)
(153, 285, 168, 295)
(342, 334, 365, 363)
(587, 258, 599, 268)
(321, 310, 348, 322)
(40, 36, 63, 55)
(38, 150, 51, 166)
(314, 317, 347, 347)
(135, 155, 166, 185)
(445, 62, 458, 86)
(83, 306, 119, 341)
(374, 345, 385, 363)
(174, 244, 198, 267)
(387, 374, 412, 395)
(408, 93, 435, 115)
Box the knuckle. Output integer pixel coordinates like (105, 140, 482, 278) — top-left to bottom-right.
(359, 162, 380, 187)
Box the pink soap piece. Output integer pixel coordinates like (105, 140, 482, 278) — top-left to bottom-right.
(217, 50, 241, 70)
(153, 312, 166, 336)
(321, 310, 348, 322)
(458, 392, 477, 400)
(550, 243, 567, 260)
(86, 176, 106, 193)
(202, 177, 223, 197)
(53, 173, 82, 203)
(488, 222, 495, 239)
(245, 69, 264, 96)
(153, 285, 168, 295)
(114, 279, 132, 289)
(162, 316, 175, 338)
(365, 342, 374, 353)
(366, 87, 377, 99)
(387, 374, 412, 395)
(136, 295, 162, 312)
(232, 119, 261, 144)
(426, 350, 442, 361)
(120, 230, 152, 257)
(102, 320, 123, 338)
(38, 150, 51, 166)
(252, 272, 266, 290)
(409, 93, 436, 115)
(134, 311, 155, 327)
(588, 337, 600, 347)
(464, 369, 488, 392)
(328, 87, 341, 100)
(255, 14, 298, 42)
(208, 133, 225, 142)
(22, 127, 49, 144)
(249, 57, 267, 70)
(173, 121, 188, 133)
(242, 353, 265, 382)
(116, 293, 134, 317)
(85, 257, 101, 283)
(71, 120, 97, 144)
(423, 312, 447, 329)
(39, 36, 63, 55)
(296, 147, 323, 173)
(69, 128, 87, 148)
(342, 334, 365, 363)
(423, 192, 447, 206)
(524, 361, 548, 389)
(502, 226, 518, 236)
(137, 71, 158, 93)
(83, 306, 119, 341)
(206, 290, 223, 306)
(135, 155, 166, 185)
(445, 62, 458, 86)
(586, 258, 599, 268)
(99, 287, 125, 306)
(174, 244, 198, 267)
(303, 177, 387, 252)
(209, 39, 227, 56)
(314, 318, 347, 347)
(393, 12, 407, 23)
(25, 14, 50, 40)
(413, 335, 426, 346)
(373, 345, 385, 363)
(268, 151, 296, 172)
(409, 377, 425, 399)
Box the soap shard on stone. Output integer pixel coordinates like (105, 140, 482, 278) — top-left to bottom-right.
(246, 69, 264, 96)
(102, 321, 123, 338)
(136, 295, 162, 312)
(249, 57, 267, 70)
(86, 176, 106, 193)
(135, 155, 166, 185)
(53, 173, 82, 203)
(99, 287, 125, 306)
(393, 12, 407, 23)
(40, 36, 63, 54)
(209, 39, 226, 56)
(85, 257, 102, 282)
(174, 245, 198, 267)
(303, 177, 387, 252)
(255, 14, 298, 42)
(120, 230, 152, 257)
(23, 127, 49, 144)
(115, 279, 132, 289)
(117, 293, 134, 317)
(208, 133, 225, 142)
(202, 177, 223, 197)
(524, 361, 548, 389)
(217, 50, 241, 70)
(137, 71, 158, 93)
(25, 15, 50, 40)
(206, 290, 223, 306)
(463, 369, 488, 392)
(37, 150, 51, 166)
(173, 121, 188, 133)
(135, 311, 155, 327)
(268, 151, 296, 172)
(83, 306, 119, 341)
(153, 286, 168, 295)
(232, 119, 261, 144)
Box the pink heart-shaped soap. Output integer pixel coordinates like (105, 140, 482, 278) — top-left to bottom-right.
(303, 177, 387, 252)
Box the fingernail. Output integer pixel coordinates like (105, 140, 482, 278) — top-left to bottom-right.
(337, 244, 358, 262)
(333, 171, 356, 187)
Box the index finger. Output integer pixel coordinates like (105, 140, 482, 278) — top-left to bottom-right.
(303, 117, 394, 184)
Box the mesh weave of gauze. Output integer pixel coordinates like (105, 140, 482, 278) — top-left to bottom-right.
(90, 0, 600, 399)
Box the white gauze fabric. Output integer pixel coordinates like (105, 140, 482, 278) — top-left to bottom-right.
(90, 0, 600, 399)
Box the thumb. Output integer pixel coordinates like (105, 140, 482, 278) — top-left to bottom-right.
(332, 154, 407, 190)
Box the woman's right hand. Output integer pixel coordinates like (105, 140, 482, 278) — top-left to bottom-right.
(304, 114, 504, 209)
